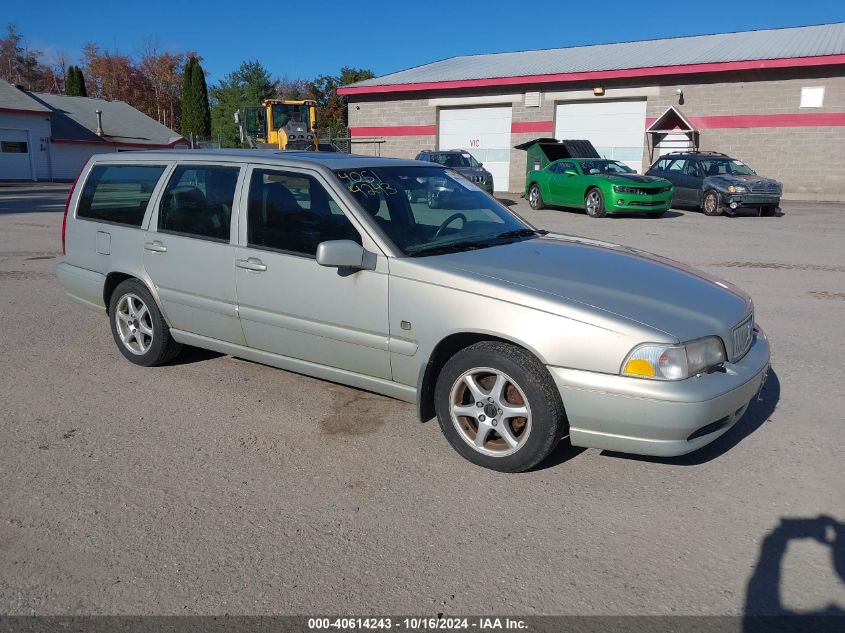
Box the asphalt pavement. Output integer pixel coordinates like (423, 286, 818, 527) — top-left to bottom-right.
(1, 183, 843, 617)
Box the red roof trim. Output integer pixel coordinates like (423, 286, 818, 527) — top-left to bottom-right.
(349, 125, 435, 137)
(338, 54, 845, 96)
(647, 112, 845, 129)
(0, 107, 50, 116)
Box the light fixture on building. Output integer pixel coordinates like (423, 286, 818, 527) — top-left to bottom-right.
(593, 86, 605, 96)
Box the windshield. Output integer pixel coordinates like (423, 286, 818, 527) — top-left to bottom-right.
(429, 153, 479, 168)
(699, 159, 755, 176)
(578, 160, 634, 175)
(271, 103, 311, 129)
(333, 166, 535, 256)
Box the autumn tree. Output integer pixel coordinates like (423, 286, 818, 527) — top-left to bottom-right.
(210, 60, 275, 147)
(180, 56, 211, 139)
(307, 66, 374, 137)
(0, 23, 48, 90)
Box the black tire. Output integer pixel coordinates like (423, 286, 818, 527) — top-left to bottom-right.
(702, 190, 723, 216)
(761, 206, 779, 217)
(528, 183, 545, 210)
(434, 341, 566, 472)
(108, 279, 181, 367)
(584, 187, 606, 218)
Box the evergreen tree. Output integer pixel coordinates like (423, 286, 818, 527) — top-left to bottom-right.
(210, 60, 274, 147)
(65, 66, 88, 97)
(180, 56, 211, 138)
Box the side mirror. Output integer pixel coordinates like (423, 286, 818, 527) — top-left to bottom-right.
(316, 240, 365, 269)
(564, 170, 578, 177)
(478, 162, 484, 167)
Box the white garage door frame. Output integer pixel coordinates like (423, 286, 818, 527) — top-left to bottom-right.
(437, 105, 512, 192)
(553, 98, 648, 172)
(0, 127, 36, 181)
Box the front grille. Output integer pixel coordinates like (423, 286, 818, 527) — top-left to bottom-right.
(467, 175, 485, 184)
(749, 181, 779, 194)
(615, 185, 671, 195)
(628, 200, 663, 207)
(732, 315, 754, 361)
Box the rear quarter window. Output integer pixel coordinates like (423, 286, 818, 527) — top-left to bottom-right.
(77, 164, 166, 227)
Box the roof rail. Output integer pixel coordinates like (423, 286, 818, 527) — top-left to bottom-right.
(664, 150, 729, 156)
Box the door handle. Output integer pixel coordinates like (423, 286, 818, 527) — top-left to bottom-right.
(235, 257, 267, 272)
(144, 240, 167, 253)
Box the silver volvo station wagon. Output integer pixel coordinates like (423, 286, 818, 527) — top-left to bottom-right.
(57, 150, 770, 472)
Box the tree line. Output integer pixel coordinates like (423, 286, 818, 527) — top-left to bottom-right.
(0, 23, 373, 146)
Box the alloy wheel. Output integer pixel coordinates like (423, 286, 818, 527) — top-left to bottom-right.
(449, 367, 532, 457)
(115, 293, 153, 355)
(586, 190, 601, 216)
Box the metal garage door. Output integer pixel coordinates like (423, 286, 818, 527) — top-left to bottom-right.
(438, 106, 512, 191)
(554, 100, 647, 172)
(0, 129, 32, 180)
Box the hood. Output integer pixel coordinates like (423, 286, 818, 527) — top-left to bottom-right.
(453, 166, 492, 178)
(414, 235, 751, 343)
(705, 174, 781, 188)
(598, 173, 668, 185)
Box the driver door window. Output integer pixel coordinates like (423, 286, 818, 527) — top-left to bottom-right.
(246, 169, 360, 257)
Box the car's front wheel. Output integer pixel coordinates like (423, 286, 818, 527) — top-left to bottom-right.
(585, 187, 606, 218)
(434, 341, 566, 472)
(109, 279, 181, 366)
(528, 184, 545, 210)
(702, 190, 722, 216)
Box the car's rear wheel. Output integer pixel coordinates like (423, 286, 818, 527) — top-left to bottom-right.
(528, 184, 545, 210)
(434, 341, 566, 472)
(702, 190, 722, 216)
(109, 279, 181, 367)
(585, 188, 606, 218)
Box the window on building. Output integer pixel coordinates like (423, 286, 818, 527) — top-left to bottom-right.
(800, 87, 825, 108)
(247, 168, 360, 257)
(158, 165, 240, 242)
(1, 141, 28, 153)
(77, 164, 167, 227)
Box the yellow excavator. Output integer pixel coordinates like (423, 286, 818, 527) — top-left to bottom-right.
(241, 99, 319, 150)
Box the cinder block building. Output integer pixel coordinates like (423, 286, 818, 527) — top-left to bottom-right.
(340, 23, 845, 200)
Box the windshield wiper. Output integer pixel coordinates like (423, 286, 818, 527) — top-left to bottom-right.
(493, 228, 548, 240)
(408, 229, 548, 257)
(408, 240, 497, 257)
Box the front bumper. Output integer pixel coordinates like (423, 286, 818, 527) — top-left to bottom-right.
(608, 193, 673, 213)
(548, 328, 770, 456)
(724, 193, 781, 209)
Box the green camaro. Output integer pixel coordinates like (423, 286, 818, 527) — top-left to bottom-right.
(526, 159, 674, 218)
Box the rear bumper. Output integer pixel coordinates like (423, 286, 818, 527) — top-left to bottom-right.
(548, 328, 770, 456)
(56, 262, 106, 312)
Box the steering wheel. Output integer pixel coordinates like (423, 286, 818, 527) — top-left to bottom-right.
(433, 213, 467, 239)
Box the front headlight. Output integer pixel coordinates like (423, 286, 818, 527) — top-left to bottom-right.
(613, 185, 636, 194)
(622, 337, 726, 380)
(726, 185, 748, 193)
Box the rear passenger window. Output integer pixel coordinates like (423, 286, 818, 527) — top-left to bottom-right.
(77, 164, 166, 227)
(247, 169, 360, 257)
(158, 165, 240, 242)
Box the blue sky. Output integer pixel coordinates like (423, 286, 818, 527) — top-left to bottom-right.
(8, 0, 845, 83)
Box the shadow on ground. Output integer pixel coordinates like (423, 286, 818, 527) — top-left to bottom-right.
(744, 515, 845, 632)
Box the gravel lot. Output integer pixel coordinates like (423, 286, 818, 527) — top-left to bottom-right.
(1, 183, 843, 617)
